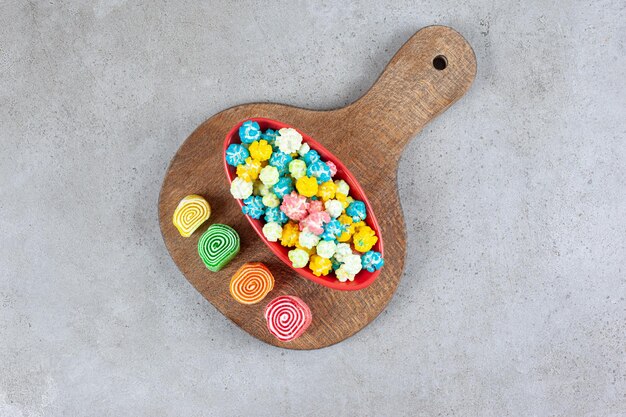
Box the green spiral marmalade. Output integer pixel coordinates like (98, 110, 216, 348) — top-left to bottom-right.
(198, 224, 240, 272)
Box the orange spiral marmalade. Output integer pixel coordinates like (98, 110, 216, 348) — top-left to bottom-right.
(229, 263, 274, 305)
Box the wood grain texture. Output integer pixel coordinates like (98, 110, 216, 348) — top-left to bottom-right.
(158, 26, 476, 349)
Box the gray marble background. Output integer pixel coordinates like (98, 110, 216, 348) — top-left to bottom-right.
(1, 1, 624, 416)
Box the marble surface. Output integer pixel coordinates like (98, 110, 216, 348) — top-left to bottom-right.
(1, 1, 624, 416)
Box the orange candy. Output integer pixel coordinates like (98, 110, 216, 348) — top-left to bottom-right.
(229, 262, 275, 305)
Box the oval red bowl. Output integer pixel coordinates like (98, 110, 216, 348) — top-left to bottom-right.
(223, 118, 384, 291)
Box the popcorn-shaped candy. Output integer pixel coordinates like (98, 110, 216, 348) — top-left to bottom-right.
(264, 206, 289, 225)
(317, 180, 337, 201)
(239, 120, 261, 144)
(362, 250, 384, 272)
(280, 221, 300, 247)
(316, 240, 336, 259)
(280, 192, 309, 221)
(343, 254, 362, 275)
(230, 177, 253, 200)
(342, 254, 363, 275)
(242, 196, 265, 219)
(300, 211, 330, 235)
(309, 254, 332, 276)
(303, 149, 320, 165)
(296, 243, 316, 255)
(273, 177, 294, 199)
(236, 157, 262, 182)
(334, 179, 350, 196)
(353, 225, 377, 253)
(262, 193, 280, 208)
(335, 192, 350, 209)
(347, 200, 367, 222)
(336, 214, 356, 242)
(275, 128, 303, 154)
(262, 222, 283, 242)
(326, 161, 337, 177)
(288, 159, 307, 180)
(320, 219, 344, 241)
(336, 266, 355, 282)
(259, 165, 279, 186)
(298, 142, 310, 156)
(288, 248, 310, 268)
(298, 231, 320, 249)
(307, 199, 324, 214)
(225, 144, 250, 167)
(334, 243, 353, 263)
(261, 128, 278, 145)
(331, 257, 342, 271)
(307, 161, 332, 184)
(269, 150, 292, 174)
(249, 139, 273, 162)
(324, 199, 343, 218)
(252, 180, 270, 196)
(295, 176, 318, 198)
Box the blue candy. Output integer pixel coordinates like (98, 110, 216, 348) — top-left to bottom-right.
(269, 150, 292, 175)
(242, 196, 265, 219)
(331, 257, 342, 271)
(239, 120, 261, 144)
(320, 219, 344, 241)
(302, 149, 320, 165)
(273, 177, 294, 199)
(262, 128, 278, 145)
(264, 207, 288, 224)
(225, 143, 250, 167)
(307, 160, 332, 184)
(361, 251, 384, 272)
(346, 200, 367, 222)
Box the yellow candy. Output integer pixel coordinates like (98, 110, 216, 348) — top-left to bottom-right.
(353, 225, 378, 252)
(317, 181, 337, 201)
(296, 176, 318, 197)
(236, 157, 262, 182)
(309, 254, 332, 276)
(172, 194, 211, 237)
(249, 140, 273, 162)
(296, 243, 316, 256)
(336, 192, 349, 209)
(280, 221, 300, 247)
(337, 214, 355, 242)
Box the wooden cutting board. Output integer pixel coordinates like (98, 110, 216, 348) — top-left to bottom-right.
(158, 26, 476, 349)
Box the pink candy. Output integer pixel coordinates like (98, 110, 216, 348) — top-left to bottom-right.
(326, 161, 337, 177)
(280, 192, 309, 221)
(300, 211, 331, 235)
(308, 200, 324, 213)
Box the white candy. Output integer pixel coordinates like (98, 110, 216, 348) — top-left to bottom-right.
(259, 165, 279, 186)
(316, 240, 337, 259)
(336, 266, 355, 282)
(262, 193, 280, 208)
(334, 243, 352, 263)
(275, 128, 303, 154)
(324, 199, 343, 218)
(342, 254, 363, 275)
(262, 222, 283, 242)
(298, 142, 310, 156)
(230, 177, 253, 199)
(298, 231, 320, 249)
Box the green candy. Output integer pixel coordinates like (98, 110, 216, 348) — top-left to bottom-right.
(197, 224, 240, 272)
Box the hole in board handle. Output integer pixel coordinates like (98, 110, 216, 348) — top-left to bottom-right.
(433, 55, 447, 70)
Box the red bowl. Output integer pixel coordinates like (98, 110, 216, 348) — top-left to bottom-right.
(223, 118, 384, 291)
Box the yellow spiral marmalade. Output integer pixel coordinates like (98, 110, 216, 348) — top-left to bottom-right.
(229, 262, 275, 305)
(172, 194, 211, 237)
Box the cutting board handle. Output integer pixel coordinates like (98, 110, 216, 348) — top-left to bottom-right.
(346, 26, 476, 154)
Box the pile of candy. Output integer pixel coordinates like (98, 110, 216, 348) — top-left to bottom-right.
(227, 120, 384, 282)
